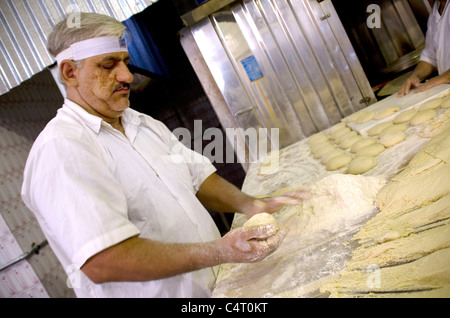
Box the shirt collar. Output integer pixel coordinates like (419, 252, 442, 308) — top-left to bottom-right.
(63, 99, 145, 135)
(64, 99, 103, 133)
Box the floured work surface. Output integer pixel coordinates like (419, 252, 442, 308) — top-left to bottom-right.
(213, 93, 450, 298)
(321, 126, 450, 297)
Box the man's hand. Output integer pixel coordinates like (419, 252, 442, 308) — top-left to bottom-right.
(411, 71, 450, 94)
(398, 74, 422, 96)
(217, 224, 288, 263)
(245, 189, 310, 218)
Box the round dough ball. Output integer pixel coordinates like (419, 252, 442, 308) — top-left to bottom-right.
(321, 148, 345, 165)
(379, 131, 406, 147)
(374, 106, 400, 120)
(243, 212, 279, 229)
(367, 121, 393, 136)
(313, 143, 336, 159)
(409, 109, 437, 126)
(326, 153, 353, 171)
(355, 143, 385, 157)
(441, 96, 450, 109)
(347, 156, 377, 174)
(393, 108, 418, 124)
(378, 123, 408, 138)
(339, 135, 362, 150)
(350, 138, 377, 153)
(356, 110, 375, 124)
(419, 98, 442, 111)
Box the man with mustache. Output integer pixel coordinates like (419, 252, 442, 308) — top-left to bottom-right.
(21, 12, 308, 298)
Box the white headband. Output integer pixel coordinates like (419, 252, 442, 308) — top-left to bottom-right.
(56, 36, 128, 65)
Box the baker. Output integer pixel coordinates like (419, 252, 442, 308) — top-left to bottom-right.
(21, 12, 308, 297)
(398, 0, 450, 96)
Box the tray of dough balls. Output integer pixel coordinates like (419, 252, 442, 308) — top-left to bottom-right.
(308, 86, 450, 180)
(345, 84, 450, 135)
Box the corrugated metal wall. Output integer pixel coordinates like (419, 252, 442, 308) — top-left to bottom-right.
(0, 0, 158, 96)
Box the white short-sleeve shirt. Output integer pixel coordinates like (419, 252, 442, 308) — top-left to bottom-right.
(21, 99, 221, 297)
(420, 0, 450, 75)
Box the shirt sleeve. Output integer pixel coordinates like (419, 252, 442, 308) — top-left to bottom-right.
(420, 6, 437, 67)
(145, 117, 217, 193)
(21, 136, 140, 269)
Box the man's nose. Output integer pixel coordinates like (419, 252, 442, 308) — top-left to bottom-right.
(117, 62, 134, 83)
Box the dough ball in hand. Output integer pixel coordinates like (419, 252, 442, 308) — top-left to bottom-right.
(243, 213, 279, 231)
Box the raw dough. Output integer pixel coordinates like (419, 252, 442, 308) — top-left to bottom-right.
(326, 153, 353, 171)
(379, 131, 406, 147)
(321, 148, 345, 165)
(378, 123, 408, 138)
(243, 212, 279, 230)
(321, 247, 450, 297)
(356, 110, 375, 124)
(441, 96, 450, 109)
(374, 106, 400, 120)
(313, 143, 336, 159)
(367, 121, 393, 136)
(328, 122, 347, 134)
(339, 135, 362, 150)
(330, 127, 351, 141)
(350, 138, 377, 153)
(419, 98, 442, 111)
(393, 108, 418, 124)
(355, 143, 385, 157)
(346, 156, 377, 174)
(335, 131, 357, 144)
(308, 132, 328, 145)
(410, 109, 437, 126)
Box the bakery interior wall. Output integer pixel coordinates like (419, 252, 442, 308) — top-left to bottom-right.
(0, 0, 243, 297)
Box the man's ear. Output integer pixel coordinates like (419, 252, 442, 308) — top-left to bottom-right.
(59, 60, 79, 87)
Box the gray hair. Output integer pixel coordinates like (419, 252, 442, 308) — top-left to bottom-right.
(48, 12, 127, 83)
(47, 12, 127, 57)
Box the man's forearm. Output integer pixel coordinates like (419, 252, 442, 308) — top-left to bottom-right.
(81, 236, 220, 284)
(196, 173, 256, 214)
(411, 61, 436, 81)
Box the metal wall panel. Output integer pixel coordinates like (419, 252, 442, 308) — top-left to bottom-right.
(0, 0, 157, 96)
(187, 0, 375, 153)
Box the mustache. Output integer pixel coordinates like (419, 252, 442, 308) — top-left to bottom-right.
(114, 83, 131, 91)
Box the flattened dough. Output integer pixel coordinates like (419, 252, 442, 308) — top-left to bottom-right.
(367, 121, 393, 136)
(355, 143, 385, 157)
(441, 96, 450, 109)
(410, 109, 437, 126)
(350, 138, 377, 153)
(378, 123, 408, 138)
(340, 135, 362, 150)
(374, 106, 400, 120)
(419, 98, 442, 111)
(393, 108, 418, 124)
(356, 110, 375, 124)
(379, 131, 406, 147)
(243, 212, 279, 230)
(346, 156, 377, 174)
(326, 153, 353, 171)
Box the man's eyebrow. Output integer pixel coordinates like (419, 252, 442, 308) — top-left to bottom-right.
(99, 55, 130, 63)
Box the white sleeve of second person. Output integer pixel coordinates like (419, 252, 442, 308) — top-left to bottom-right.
(21, 136, 141, 269)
